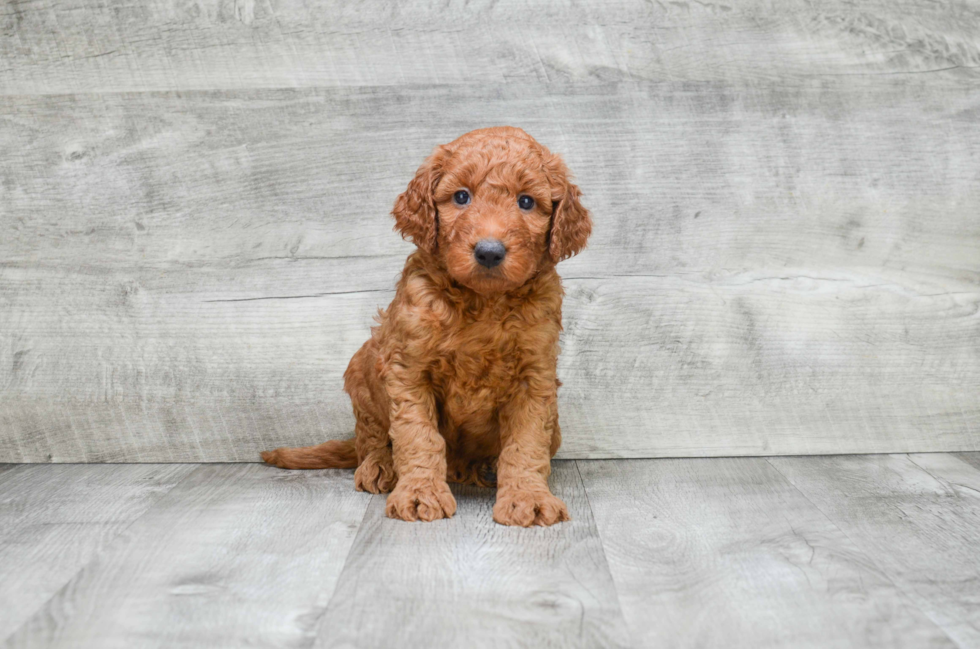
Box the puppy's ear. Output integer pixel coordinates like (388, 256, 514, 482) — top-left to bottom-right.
(545, 153, 592, 263)
(391, 146, 449, 254)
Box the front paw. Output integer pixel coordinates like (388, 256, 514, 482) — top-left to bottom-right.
(385, 475, 457, 522)
(493, 487, 570, 527)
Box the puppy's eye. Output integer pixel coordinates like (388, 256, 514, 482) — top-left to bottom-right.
(518, 195, 535, 211)
(453, 190, 470, 206)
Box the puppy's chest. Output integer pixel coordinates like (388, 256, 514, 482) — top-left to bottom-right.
(433, 324, 522, 396)
(417, 289, 561, 426)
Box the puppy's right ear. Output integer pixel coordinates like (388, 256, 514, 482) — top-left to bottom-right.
(391, 146, 449, 254)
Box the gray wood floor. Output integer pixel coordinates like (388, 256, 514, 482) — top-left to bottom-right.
(2, 455, 979, 648)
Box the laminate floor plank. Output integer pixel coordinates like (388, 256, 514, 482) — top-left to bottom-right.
(315, 461, 631, 649)
(4, 457, 978, 648)
(580, 457, 954, 649)
(3, 464, 370, 649)
(954, 452, 980, 473)
(769, 453, 980, 648)
(0, 463, 194, 642)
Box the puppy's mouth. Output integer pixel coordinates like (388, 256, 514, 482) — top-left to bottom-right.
(475, 264, 505, 278)
(455, 264, 519, 294)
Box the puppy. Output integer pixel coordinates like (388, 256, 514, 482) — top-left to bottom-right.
(262, 126, 591, 527)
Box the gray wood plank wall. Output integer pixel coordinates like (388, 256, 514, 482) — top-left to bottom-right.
(1, 0, 978, 462)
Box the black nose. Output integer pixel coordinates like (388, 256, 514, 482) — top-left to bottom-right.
(474, 239, 507, 268)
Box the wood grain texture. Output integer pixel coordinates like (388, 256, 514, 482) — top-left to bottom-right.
(0, 464, 194, 641)
(578, 457, 956, 648)
(2, 0, 979, 462)
(315, 462, 631, 649)
(3, 464, 370, 649)
(1, 78, 977, 462)
(1, 458, 978, 647)
(1, 0, 978, 95)
(769, 453, 980, 648)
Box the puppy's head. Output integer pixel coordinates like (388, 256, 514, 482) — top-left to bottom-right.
(392, 127, 591, 294)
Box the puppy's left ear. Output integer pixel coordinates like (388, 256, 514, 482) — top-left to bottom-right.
(391, 145, 449, 254)
(545, 153, 592, 263)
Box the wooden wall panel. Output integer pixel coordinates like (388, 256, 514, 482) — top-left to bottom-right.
(2, 0, 979, 95)
(1, 2, 978, 461)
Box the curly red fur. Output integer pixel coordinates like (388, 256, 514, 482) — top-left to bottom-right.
(263, 126, 591, 527)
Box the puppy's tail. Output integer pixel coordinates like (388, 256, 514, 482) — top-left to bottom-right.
(261, 438, 358, 469)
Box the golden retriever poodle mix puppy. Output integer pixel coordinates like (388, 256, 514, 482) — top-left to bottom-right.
(262, 126, 591, 527)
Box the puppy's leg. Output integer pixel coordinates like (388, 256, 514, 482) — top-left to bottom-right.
(547, 397, 562, 459)
(383, 371, 456, 522)
(353, 407, 395, 494)
(493, 381, 569, 527)
(344, 337, 396, 493)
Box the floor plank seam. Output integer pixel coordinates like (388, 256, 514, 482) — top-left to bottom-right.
(573, 460, 636, 649)
(906, 454, 980, 498)
(763, 457, 860, 540)
(309, 492, 380, 646)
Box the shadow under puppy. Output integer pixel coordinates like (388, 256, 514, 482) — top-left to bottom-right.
(263, 126, 591, 527)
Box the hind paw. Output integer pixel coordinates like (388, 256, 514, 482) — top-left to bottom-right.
(355, 450, 396, 493)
